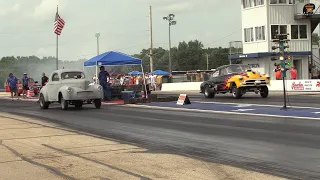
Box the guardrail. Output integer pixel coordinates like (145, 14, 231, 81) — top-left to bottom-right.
(161, 79, 320, 92)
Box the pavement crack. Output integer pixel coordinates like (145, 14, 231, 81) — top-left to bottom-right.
(1, 143, 76, 180)
(42, 144, 151, 180)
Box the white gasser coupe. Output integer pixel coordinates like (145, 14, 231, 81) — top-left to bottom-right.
(39, 69, 104, 110)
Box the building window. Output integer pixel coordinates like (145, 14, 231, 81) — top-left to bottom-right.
(291, 25, 307, 39)
(289, 0, 295, 4)
(270, 0, 295, 4)
(299, 25, 307, 38)
(271, 25, 287, 39)
(254, 0, 264, 6)
(243, 0, 252, 8)
(255, 26, 266, 40)
(244, 27, 254, 42)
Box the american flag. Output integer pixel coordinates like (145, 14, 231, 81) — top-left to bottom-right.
(54, 12, 65, 35)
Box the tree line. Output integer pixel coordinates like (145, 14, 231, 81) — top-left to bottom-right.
(0, 39, 240, 88)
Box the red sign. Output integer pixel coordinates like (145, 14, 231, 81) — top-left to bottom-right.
(291, 82, 304, 90)
(179, 95, 185, 101)
(177, 94, 191, 105)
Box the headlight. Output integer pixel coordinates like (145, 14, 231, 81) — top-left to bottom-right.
(265, 74, 270, 78)
(239, 75, 243, 80)
(97, 85, 103, 91)
(66, 87, 72, 93)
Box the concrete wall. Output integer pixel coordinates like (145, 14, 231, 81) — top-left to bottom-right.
(161, 79, 320, 91)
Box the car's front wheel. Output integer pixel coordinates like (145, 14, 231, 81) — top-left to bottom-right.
(39, 94, 49, 109)
(94, 99, 101, 109)
(204, 86, 215, 98)
(60, 95, 68, 110)
(232, 87, 242, 99)
(260, 86, 269, 98)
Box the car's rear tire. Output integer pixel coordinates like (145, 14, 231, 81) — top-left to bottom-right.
(39, 94, 49, 109)
(260, 86, 269, 98)
(60, 96, 68, 110)
(232, 87, 242, 99)
(94, 99, 101, 109)
(204, 86, 215, 98)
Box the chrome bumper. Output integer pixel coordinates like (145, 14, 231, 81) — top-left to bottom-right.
(239, 79, 269, 87)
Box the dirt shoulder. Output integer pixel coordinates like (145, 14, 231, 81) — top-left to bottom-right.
(0, 113, 287, 180)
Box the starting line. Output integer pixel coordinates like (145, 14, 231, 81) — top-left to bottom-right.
(128, 101, 320, 120)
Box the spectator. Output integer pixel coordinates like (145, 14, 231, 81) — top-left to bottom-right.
(150, 73, 156, 91)
(274, 65, 282, 80)
(99, 66, 111, 100)
(7, 73, 19, 101)
(41, 72, 48, 87)
(22, 73, 29, 98)
(289, 66, 297, 80)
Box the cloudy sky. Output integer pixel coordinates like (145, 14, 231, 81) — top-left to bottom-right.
(0, 0, 242, 61)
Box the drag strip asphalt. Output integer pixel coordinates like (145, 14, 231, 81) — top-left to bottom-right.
(156, 92, 320, 108)
(1, 99, 320, 180)
(129, 101, 320, 120)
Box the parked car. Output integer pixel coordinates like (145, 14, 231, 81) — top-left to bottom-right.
(39, 69, 104, 110)
(200, 64, 270, 99)
(5, 77, 39, 96)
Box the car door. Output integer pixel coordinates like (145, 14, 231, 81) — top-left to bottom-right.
(216, 68, 230, 91)
(47, 73, 61, 101)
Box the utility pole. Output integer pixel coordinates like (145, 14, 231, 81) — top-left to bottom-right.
(163, 14, 177, 74)
(149, 6, 154, 72)
(95, 32, 100, 85)
(95, 32, 100, 55)
(206, 54, 209, 70)
(228, 41, 232, 65)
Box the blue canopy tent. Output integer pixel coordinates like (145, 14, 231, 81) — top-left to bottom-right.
(128, 71, 143, 76)
(151, 70, 169, 76)
(83, 51, 148, 98)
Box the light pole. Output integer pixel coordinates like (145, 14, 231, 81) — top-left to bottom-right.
(95, 32, 100, 55)
(95, 32, 100, 84)
(163, 14, 176, 74)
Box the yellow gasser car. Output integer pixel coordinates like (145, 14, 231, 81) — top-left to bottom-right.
(200, 64, 270, 99)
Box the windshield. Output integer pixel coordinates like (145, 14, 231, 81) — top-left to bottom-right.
(61, 72, 85, 80)
(226, 65, 251, 74)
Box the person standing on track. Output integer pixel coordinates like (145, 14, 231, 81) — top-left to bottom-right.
(99, 66, 111, 100)
(22, 73, 29, 98)
(7, 73, 19, 101)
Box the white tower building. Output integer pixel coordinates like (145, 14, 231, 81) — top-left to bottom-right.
(229, 0, 320, 80)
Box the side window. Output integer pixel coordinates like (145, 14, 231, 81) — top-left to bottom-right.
(219, 68, 227, 76)
(212, 70, 219, 77)
(52, 73, 59, 81)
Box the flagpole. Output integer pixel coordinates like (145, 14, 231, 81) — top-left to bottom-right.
(56, 5, 59, 70)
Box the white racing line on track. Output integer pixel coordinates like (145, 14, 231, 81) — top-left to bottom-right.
(123, 104, 320, 120)
(192, 101, 320, 110)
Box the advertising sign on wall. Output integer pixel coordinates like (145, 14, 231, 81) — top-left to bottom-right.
(291, 80, 313, 91)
